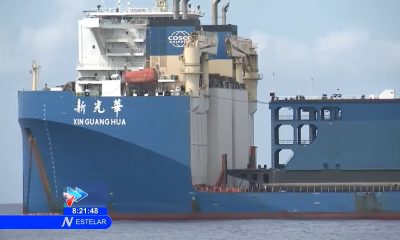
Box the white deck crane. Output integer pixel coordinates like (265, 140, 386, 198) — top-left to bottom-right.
(181, 31, 218, 96)
(180, 31, 218, 185)
(226, 36, 261, 149)
(225, 36, 261, 102)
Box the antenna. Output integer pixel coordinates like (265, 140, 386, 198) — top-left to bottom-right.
(310, 76, 314, 96)
(272, 72, 276, 93)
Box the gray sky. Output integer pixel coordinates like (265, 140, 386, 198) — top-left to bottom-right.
(1, 0, 399, 204)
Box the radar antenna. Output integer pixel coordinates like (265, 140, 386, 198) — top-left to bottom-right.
(156, 0, 168, 11)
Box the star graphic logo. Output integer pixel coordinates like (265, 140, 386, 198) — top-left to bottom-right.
(63, 187, 88, 207)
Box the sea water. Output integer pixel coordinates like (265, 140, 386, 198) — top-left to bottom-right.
(1, 219, 400, 240)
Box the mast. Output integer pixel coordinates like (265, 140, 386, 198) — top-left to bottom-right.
(31, 60, 40, 91)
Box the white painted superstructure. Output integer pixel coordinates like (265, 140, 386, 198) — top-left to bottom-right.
(76, 3, 203, 78)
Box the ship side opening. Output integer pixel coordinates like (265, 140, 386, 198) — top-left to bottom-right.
(321, 107, 342, 120)
(276, 149, 295, 168)
(276, 125, 294, 145)
(277, 107, 294, 120)
(298, 124, 318, 145)
(299, 107, 317, 120)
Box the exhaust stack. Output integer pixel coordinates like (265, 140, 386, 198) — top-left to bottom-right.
(212, 0, 221, 25)
(173, 0, 181, 19)
(221, 2, 229, 25)
(182, 0, 189, 19)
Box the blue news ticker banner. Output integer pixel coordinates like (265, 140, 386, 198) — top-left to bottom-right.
(0, 207, 111, 229)
(0, 215, 112, 229)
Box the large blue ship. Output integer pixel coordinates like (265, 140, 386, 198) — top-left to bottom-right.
(19, 0, 400, 220)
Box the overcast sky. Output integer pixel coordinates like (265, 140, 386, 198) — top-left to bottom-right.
(1, 0, 399, 204)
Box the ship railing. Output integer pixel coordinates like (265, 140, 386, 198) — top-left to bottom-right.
(106, 37, 128, 42)
(300, 114, 310, 120)
(99, 18, 149, 25)
(77, 62, 145, 69)
(125, 7, 204, 16)
(278, 140, 294, 145)
(277, 114, 317, 121)
(88, 7, 204, 16)
(188, 9, 205, 16)
(93, 7, 151, 13)
(272, 95, 374, 101)
(194, 183, 400, 193)
(193, 185, 242, 193)
(106, 47, 144, 54)
(209, 81, 246, 90)
(276, 140, 310, 145)
(105, 37, 146, 43)
(278, 115, 294, 120)
(247, 183, 400, 193)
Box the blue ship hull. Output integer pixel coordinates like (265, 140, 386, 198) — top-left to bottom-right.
(18, 91, 400, 220)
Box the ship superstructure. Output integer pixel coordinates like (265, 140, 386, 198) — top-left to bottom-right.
(77, 0, 203, 78)
(18, 0, 400, 219)
(70, 0, 261, 187)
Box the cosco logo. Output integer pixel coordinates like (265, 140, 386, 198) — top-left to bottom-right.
(168, 31, 190, 48)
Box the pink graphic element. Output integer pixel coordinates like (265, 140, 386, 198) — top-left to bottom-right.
(63, 192, 75, 207)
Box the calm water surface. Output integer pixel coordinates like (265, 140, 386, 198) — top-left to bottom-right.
(1, 219, 400, 240)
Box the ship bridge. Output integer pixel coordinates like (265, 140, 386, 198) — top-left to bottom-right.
(77, 1, 203, 78)
(84, 7, 204, 19)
